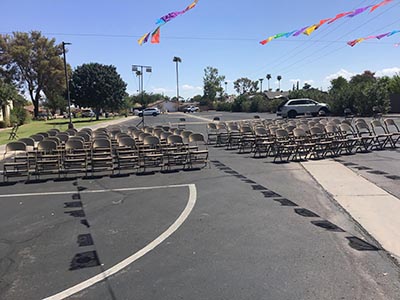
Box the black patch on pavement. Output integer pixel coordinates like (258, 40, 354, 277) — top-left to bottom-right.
(64, 201, 82, 208)
(65, 210, 86, 218)
(294, 208, 320, 218)
(72, 193, 81, 200)
(252, 184, 268, 190)
(77, 234, 94, 247)
(243, 179, 256, 184)
(69, 251, 100, 270)
(80, 219, 90, 228)
(225, 171, 239, 175)
(354, 166, 372, 170)
(311, 220, 345, 232)
(346, 237, 380, 251)
(343, 162, 357, 166)
(273, 198, 298, 207)
(234, 175, 247, 179)
(367, 170, 388, 175)
(261, 190, 281, 198)
(385, 175, 400, 180)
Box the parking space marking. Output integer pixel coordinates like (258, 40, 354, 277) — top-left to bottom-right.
(4, 184, 196, 300)
(0, 184, 193, 199)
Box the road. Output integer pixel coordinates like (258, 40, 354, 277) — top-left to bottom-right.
(0, 112, 399, 300)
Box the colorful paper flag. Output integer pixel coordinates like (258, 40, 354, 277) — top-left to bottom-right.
(138, 32, 150, 46)
(370, 0, 393, 12)
(151, 27, 160, 44)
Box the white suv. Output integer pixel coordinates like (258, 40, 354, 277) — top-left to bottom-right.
(137, 108, 160, 117)
(276, 98, 329, 118)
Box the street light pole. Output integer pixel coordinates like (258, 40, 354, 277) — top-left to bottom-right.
(259, 78, 264, 93)
(132, 65, 152, 127)
(62, 42, 73, 129)
(173, 56, 182, 110)
(225, 81, 228, 95)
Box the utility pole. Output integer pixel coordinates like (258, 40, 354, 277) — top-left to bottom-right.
(132, 65, 152, 127)
(62, 42, 73, 129)
(173, 56, 182, 110)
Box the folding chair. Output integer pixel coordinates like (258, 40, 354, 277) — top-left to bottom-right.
(34, 140, 61, 179)
(164, 135, 189, 171)
(187, 133, 209, 169)
(62, 140, 88, 178)
(115, 137, 140, 174)
(141, 136, 164, 173)
(384, 118, 400, 146)
(3, 141, 29, 181)
(90, 138, 114, 175)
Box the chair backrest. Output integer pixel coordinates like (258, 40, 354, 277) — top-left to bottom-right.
(65, 129, 77, 136)
(139, 132, 152, 142)
(254, 127, 268, 136)
(76, 131, 91, 142)
(144, 127, 154, 134)
(384, 118, 400, 133)
(370, 120, 387, 135)
(181, 130, 193, 139)
(188, 133, 206, 143)
(293, 128, 307, 138)
(45, 136, 61, 145)
(92, 138, 111, 149)
(37, 132, 49, 138)
(80, 128, 93, 135)
(56, 133, 70, 143)
(309, 126, 325, 136)
(37, 140, 58, 152)
(160, 131, 172, 141)
(340, 123, 356, 136)
(47, 129, 59, 136)
(118, 137, 136, 148)
(30, 134, 45, 142)
(68, 136, 85, 143)
(65, 139, 84, 151)
(173, 128, 184, 135)
(355, 122, 372, 135)
(18, 137, 35, 147)
(167, 135, 184, 145)
(6, 141, 27, 152)
(153, 128, 164, 138)
(116, 133, 131, 141)
(143, 136, 160, 146)
(207, 123, 217, 131)
(275, 129, 290, 139)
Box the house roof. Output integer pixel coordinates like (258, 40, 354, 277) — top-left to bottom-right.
(264, 91, 289, 100)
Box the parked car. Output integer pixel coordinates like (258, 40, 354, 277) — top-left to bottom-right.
(276, 98, 330, 118)
(184, 106, 199, 113)
(81, 109, 95, 118)
(136, 108, 160, 117)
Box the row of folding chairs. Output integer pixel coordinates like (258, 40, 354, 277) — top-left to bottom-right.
(206, 118, 400, 163)
(3, 125, 209, 181)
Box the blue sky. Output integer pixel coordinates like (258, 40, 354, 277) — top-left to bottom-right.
(2, 0, 400, 99)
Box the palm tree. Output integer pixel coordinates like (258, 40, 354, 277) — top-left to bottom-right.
(277, 75, 282, 91)
(266, 74, 272, 91)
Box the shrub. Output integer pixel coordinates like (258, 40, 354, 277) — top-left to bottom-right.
(215, 102, 232, 111)
(10, 106, 30, 125)
(0, 121, 7, 128)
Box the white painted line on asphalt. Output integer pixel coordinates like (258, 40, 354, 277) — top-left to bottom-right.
(42, 183, 197, 300)
(0, 184, 192, 199)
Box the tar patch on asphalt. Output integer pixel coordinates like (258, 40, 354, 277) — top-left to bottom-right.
(311, 220, 345, 232)
(353, 166, 372, 170)
(385, 175, 400, 180)
(346, 237, 380, 251)
(65, 210, 86, 218)
(251, 184, 268, 190)
(71, 193, 81, 200)
(273, 198, 298, 207)
(294, 208, 320, 218)
(343, 162, 357, 166)
(234, 175, 247, 179)
(80, 219, 90, 228)
(64, 201, 83, 208)
(243, 179, 256, 184)
(367, 170, 388, 175)
(261, 190, 281, 198)
(77, 234, 94, 247)
(69, 251, 100, 270)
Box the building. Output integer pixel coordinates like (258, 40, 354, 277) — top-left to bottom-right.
(0, 100, 14, 124)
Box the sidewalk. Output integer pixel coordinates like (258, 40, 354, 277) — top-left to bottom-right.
(302, 159, 400, 263)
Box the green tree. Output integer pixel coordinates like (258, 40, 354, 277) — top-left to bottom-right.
(233, 77, 258, 95)
(388, 74, 400, 95)
(328, 76, 353, 115)
(203, 66, 225, 102)
(0, 31, 66, 118)
(0, 78, 18, 106)
(70, 63, 127, 120)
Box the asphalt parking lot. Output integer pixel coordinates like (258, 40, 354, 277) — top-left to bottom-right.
(1, 112, 400, 300)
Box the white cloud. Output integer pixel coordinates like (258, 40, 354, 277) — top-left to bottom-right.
(304, 79, 314, 85)
(325, 69, 355, 82)
(289, 79, 300, 84)
(375, 67, 400, 77)
(182, 84, 202, 91)
(152, 87, 174, 94)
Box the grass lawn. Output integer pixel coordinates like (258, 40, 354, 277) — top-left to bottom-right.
(0, 116, 125, 146)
